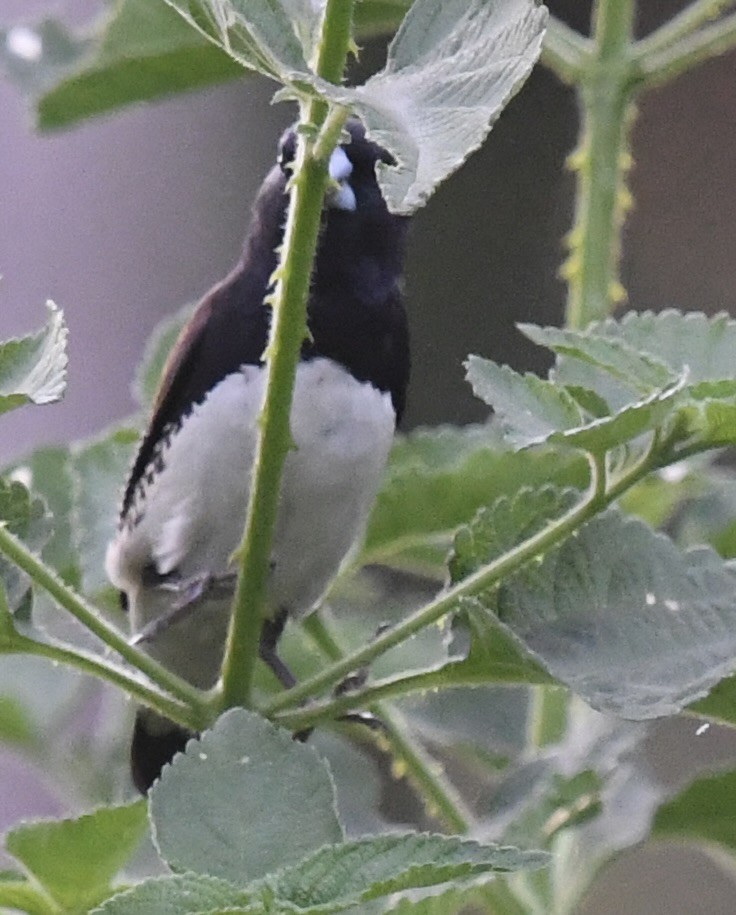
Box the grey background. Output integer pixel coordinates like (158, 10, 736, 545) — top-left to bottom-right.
(2, 1, 736, 911)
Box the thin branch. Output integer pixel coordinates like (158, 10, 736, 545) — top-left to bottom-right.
(634, 12, 736, 87)
(301, 614, 472, 834)
(0, 524, 208, 718)
(540, 15, 593, 85)
(634, 0, 736, 59)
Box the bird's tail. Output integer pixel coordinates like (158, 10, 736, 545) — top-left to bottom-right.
(130, 709, 193, 794)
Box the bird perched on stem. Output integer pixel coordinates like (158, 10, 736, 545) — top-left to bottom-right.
(106, 119, 411, 794)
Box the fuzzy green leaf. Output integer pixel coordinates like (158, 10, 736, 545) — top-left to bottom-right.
(91, 874, 256, 915)
(361, 425, 588, 572)
(5, 801, 148, 912)
(466, 354, 687, 455)
(0, 303, 67, 415)
(520, 323, 677, 393)
(264, 834, 548, 911)
(0, 478, 52, 613)
(466, 357, 584, 447)
(150, 709, 343, 884)
(485, 512, 736, 719)
(163, 0, 315, 83)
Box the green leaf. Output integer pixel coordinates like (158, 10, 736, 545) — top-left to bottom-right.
(164, 0, 314, 83)
(519, 323, 677, 394)
(549, 310, 736, 420)
(485, 511, 736, 719)
(0, 303, 67, 415)
(71, 427, 139, 597)
(0, 873, 57, 915)
(2, 1, 244, 132)
(150, 708, 343, 884)
(449, 486, 579, 583)
(133, 302, 196, 409)
(2, 2, 411, 132)
(444, 599, 552, 686)
(5, 446, 81, 586)
(361, 425, 588, 571)
(265, 834, 549, 911)
(5, 800, 148, 911)
(652, 769, 736, 853)
(0, 478, 52, 612)
(385, 882, 520, 915)
(690, 675, 736, 728)
(466, 354, 686, 455)
(333, 0, 548, 213)
(466, 357, 584, 447)
(574, 310, 736, 386)
(91, 874, 255, 915)
(168, 0, 547, 215)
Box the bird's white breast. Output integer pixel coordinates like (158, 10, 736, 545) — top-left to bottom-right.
(106, 358, 395, 684)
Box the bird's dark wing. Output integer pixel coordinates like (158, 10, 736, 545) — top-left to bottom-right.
(121, 272, 270, 520)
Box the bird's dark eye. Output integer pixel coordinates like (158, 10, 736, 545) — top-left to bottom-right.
(278, 129, 297, 174)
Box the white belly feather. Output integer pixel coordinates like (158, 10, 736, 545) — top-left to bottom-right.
(105, 358, 395, 686)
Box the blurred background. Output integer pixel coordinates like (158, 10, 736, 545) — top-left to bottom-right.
(2, 1, 736, 911)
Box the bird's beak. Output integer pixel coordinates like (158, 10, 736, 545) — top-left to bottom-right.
(327, 146, 356, 211)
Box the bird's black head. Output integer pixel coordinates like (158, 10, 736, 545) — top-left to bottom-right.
(278, 118, 397, 219)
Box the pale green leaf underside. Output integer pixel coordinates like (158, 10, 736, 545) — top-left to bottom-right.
(166, 0, 547, 214)
(332, 0, 549, 213)
(0, 303, 67, 415)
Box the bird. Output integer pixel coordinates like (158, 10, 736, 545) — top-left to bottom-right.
(105, 119, 411, 794)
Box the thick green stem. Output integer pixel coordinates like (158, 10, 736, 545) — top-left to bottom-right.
(0, 524, 208, 721)
(563, 0, 637, 329)
(219, 0, 355, 709)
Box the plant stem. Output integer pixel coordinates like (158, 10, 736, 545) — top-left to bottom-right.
(219, 0, 355, 710)
(263, 454, 604, 715)
(541, 15, 593, 85)
(635, 11, 736, 87)
(20, 636, 204, 730)
(302, 614, 472, 834)
(563, 0, 637, 329)
(380, 705, 472, 834)
(634, 0, 736, 59)
(0, 524, 208, 718)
